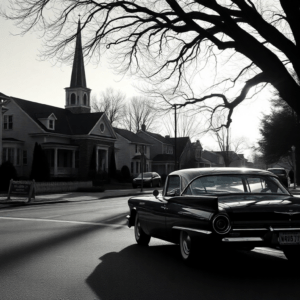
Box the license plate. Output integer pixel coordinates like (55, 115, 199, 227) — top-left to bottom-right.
(279, 232, 300, 245)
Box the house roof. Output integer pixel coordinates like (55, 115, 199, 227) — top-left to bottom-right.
(142, 131, 173, 145)
(114, 127, 150, 144)
(169, 137, 190, 158)
(12, 97, 104, 135)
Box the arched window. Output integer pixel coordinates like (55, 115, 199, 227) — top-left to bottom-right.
(83, 94, 87, 106)
(71, 93, 76, 105)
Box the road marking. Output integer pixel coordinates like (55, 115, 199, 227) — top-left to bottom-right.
(0, 216, 127, 228)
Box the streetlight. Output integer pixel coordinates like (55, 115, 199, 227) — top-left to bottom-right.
(139, 145, 145, 192)
(292, 145, 297, 189)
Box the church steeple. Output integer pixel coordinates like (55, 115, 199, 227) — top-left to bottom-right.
(70, 20, 87, 88)
(65, 18, 91, 114)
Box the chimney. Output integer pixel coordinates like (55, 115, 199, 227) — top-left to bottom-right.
(141, 124, 146, 131)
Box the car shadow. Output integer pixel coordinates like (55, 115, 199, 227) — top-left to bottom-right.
(86, 244, 300, 300)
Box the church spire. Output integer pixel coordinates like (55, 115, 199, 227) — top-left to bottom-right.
(70, 19, 87, 88)
(65, 18, 91, 114)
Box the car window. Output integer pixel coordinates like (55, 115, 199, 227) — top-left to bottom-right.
(182, 175, 289, 195)
(269, 169, 286, 175)
(166, 175, 181, 196)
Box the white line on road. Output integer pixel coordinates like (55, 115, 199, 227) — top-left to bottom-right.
(0, 216, 127, 228)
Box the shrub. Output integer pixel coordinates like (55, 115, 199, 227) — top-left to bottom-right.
(0, 161, 17, 191)
(30, 143, 50, 182)
(121, 165, 131, 182)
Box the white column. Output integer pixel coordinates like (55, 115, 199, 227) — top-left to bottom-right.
(96, 147, 99, 173)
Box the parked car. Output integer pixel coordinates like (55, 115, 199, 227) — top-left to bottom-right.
(267, 168, 290, 188)
(132, 172, 161, 188)
(127, 167, 300, 263)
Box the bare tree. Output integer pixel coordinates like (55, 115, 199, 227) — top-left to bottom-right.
(210, 113, 249, 166)
(3, 0, 300, 129)
(121, 97, 157, 133)
(163, 108, 205, 139)
(91, 88, 126, 126)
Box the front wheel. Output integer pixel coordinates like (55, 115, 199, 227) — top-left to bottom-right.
(283, 246, 300, 262)
(180, 231, 197, 263)
(134, 214, 151, 246)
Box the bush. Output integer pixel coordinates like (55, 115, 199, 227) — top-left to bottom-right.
(121, 165, 131, 182)
(0, 161, 17, 191)
(30, 143, 50, 182)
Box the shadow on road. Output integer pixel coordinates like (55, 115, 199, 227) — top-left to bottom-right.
(0, 212, 127, 269)
(87, 244, 299, 300)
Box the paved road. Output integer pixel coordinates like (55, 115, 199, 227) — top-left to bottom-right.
(0, 197, 299, 300)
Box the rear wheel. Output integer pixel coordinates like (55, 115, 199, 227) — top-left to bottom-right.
(179, 231, 197, 263)
(283, 246, 300, 262)
(134, 214, 151, 246)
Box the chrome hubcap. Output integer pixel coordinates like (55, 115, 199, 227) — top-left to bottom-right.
(182, 232, 191, 256)
(135, 220, 141, 238)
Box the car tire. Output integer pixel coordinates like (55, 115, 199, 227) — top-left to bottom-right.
(283, 246, 300, 262)
(179, 230, 197, 263)
(134, 214, 151, 246)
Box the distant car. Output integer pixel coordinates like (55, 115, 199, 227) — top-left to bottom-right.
(267, 168, 290, 188)
(127, 167, 300, 263)
(132, 172, 161, 188)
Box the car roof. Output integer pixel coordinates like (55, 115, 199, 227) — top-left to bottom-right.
(169, 167, 274, 185)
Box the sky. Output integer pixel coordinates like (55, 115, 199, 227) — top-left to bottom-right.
(0, 7, 274, 160)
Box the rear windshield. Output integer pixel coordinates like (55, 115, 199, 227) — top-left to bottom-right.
(137, 172, 152, 178)
(269, 169, 286, 175)
(182, 175, 289, 196)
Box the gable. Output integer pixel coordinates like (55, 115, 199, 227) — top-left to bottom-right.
(89, 113, 117, 139)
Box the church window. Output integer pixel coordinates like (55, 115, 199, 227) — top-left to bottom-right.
(83, 94, 87, 106)
(23, 150, 28, 165)
(71, 93, 76, 105)
(3, 115, 13, 130)
(3, 147, 14, 164)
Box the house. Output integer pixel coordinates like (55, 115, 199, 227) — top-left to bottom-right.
(113, 127, 151, 176)
(0, 20, 117, 179)
(137, 125, 175, 175)
(137, 125, 201, 175)
(214, 151, 246, 167)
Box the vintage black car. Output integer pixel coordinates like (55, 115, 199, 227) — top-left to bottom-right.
(127, 168, 300, 262)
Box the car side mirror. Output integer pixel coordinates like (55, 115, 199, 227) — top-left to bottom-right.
(153, 190, 159, 197)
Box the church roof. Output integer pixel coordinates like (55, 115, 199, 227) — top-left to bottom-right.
(12, 97, 104, 135)
(70, 20, 87, 88)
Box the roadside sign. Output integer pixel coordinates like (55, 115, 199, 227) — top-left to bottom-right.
(7, 180, 36, 203)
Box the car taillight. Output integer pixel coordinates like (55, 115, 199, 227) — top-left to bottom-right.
(212, 214, 231, 234)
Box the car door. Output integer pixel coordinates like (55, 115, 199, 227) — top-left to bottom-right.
(143, 196, 168, 239)
(144, 175, 182, 239)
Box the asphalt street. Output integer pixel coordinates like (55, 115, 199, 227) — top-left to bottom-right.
(0, 195, 299, 300)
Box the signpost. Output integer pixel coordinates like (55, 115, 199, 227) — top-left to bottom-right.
(7, 180, 36, 203)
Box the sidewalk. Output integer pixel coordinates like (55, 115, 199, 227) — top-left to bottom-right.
(0, 185, 300, 207)
(0, 188, 155, 207)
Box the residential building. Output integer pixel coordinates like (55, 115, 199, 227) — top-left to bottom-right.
(113, 127, 151, 176)
(1, 20, 116, 179)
